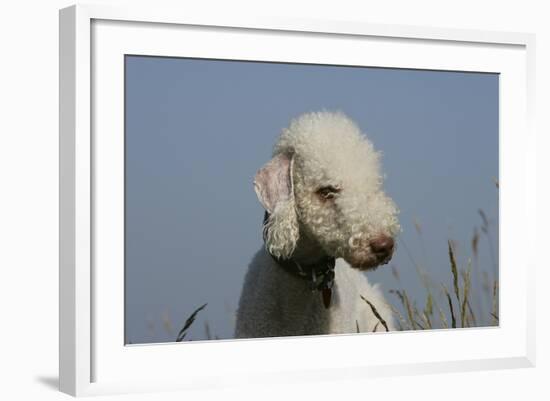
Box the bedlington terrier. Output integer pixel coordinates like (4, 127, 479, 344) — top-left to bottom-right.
(235, 111, 400, 338)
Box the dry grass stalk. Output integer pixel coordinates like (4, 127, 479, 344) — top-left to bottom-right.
(448, 241, 461, 310)
(422, 312, 433, 329)
(360, 295, 389, 332)
(472, 228, 479, 261)
(389, 289, 412, 329)
(399, 290, 418, 330)
(460, 263, 472, 328)
(437, 305, 449, 329)
(442, 285, 457, 328)
(175, 303, 207, 342)
(389, 303, 409, 331)
(466, 300, 477, 326)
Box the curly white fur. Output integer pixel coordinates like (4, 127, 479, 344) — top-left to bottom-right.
(236, 111, 400, 338)
(263, 201, 299, 259)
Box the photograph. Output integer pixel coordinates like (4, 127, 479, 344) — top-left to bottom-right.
(124, 55, 499, 344)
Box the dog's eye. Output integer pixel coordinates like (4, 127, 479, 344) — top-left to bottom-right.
(316, 185, 341, 200)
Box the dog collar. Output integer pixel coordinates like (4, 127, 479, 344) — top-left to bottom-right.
(267, 252, 336, 309)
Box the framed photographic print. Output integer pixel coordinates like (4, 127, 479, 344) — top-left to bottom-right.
(59, 4, 536, 397)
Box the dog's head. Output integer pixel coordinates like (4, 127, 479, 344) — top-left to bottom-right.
(255, 111, 400, 271)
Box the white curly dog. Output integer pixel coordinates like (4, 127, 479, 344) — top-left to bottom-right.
(235, 111, 400, 338)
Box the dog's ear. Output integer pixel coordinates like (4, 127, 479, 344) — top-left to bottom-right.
(254, 153, 299, 259)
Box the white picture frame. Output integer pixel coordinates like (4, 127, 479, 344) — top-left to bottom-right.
(59, 3, 536, 397)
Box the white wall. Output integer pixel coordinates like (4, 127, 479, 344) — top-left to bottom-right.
(0, 0, 547, 399)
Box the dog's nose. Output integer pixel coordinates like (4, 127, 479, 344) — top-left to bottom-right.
(370, 235, 394, 258)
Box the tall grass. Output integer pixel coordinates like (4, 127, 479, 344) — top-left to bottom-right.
(387, 209, 498, 331)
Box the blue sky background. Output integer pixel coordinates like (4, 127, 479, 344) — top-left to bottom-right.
(125, 56, 498, 344)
